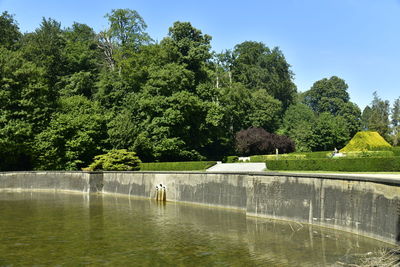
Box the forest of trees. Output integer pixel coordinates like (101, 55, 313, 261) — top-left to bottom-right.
(1, 9, 399, 171)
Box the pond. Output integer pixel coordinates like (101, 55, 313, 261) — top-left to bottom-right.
(0, 192, 390, 266)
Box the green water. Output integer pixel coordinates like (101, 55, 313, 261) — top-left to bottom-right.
(0, 192, 390, 266)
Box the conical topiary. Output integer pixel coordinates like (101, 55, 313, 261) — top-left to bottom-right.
(340, 131, 391, 152)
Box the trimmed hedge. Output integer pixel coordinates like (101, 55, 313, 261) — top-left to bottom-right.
(344, 151, 394, 158)
(266, 157, 400, 172)
(392, 147, 400, 156)
(250, 154, 306, 162)
(299, 151, 331, 159)
(250, 151, 332, 162)
(223, 156, 239, 163)
(340, 131, 391, 152)
(140, 161, 217, 171)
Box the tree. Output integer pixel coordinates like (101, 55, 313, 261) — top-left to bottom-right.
(231, 41, 297, 110)
(337, 102, 361, 137)
(361, 105, 372, 131)
(309, 113, 350, 151)
(58, 23, 102, 98)
(0, 11, 21, 49)
(391, 97, 400, 146)
(213, 50, 234, 88)
(247, 89, 281, 132)
(104, 9, 151, 50)
(235, 127, 295, 156)
(368, 92, 390, 140)
(21, 18, 66, 88)
(161, 21, 212, 84)
(279, 103, 316, 152)
(304, 76, 350, 115)
(34, 96, 108, 170)
(0, 47, 51, 170)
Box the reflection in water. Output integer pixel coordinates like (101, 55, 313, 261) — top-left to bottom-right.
(397, 214, 400, 244)
(0, 192, 392, 266)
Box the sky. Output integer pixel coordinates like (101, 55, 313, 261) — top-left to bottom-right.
(1, 0, 400, 110)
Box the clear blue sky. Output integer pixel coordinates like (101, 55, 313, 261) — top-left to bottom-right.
(1, 0, 400, 110)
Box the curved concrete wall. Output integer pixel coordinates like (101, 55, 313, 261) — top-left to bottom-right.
(0, 171, 399, 245)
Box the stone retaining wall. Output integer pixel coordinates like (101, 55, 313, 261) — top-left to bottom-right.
(0, 171, 399, 245)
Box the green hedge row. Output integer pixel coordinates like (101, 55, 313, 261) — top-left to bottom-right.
(250, 151, 331, 162)
(250, 154, 305, 162)
(391, 147, 400, 156)
(222, 156, 239, 163)
(344, 151, 394, 158)
(140, 161, 217, 171)
(266, 157, 400, 172)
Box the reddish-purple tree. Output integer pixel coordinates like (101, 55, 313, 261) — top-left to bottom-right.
(235, 127, 295, 156)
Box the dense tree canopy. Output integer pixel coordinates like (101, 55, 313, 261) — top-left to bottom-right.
(1, 8, 395, 171)
(231, 41, 297, 110)
(0, 11, 21, 49)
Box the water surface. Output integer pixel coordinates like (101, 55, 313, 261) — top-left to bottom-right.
(0, 192, 389, 266)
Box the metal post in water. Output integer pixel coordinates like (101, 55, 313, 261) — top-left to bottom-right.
(155, 183, 166, 202)
(155, 185, 159, 201)
(162, 185, 166, 202)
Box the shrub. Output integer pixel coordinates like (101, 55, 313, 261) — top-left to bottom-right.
(140, 161, 216, 171)
(235, 127, 295, 156)
(250, 154, 306, 162)
(266, 157, 400, 172)
(340, 131, 392, 152)
(392, 147, 400, 156)
(301, 151, 332, 159)
(223, 156, 239, 163)
(86, 149, 141, 171)
(344, 151, 394, 158)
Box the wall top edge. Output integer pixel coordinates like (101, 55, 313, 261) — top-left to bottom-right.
(1, 171, 399, 186)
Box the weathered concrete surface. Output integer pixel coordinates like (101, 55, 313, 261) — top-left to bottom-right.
(101, 172, 248, 210)
(206, 163, 266, 172)
(246, 174, 400, 245)
(0, 171, 399, 244)
(0, 172, 103, 193)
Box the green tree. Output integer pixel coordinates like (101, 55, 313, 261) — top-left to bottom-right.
(58, 23, 102, 98)
(105, 9, 151, 49)
(304, 76, 350, 115)
(310, 113, 350, 151)
(34, 96, 108, 170)
(391, 97, 400, 146)
(279, 103, 316, 152)
(161, 21, 212, 84)
(361, 105, 372, 131)
(368, 92, 390, 140)
(0, 47, 51, 170)
(247, 89, 281, 132)
(337, 102, 361, 137)
(21, 18, 66, 88)
(0, 11, 21, 49)
(232, 41, 297, 110)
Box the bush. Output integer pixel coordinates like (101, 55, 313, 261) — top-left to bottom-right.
(86, 149, 141, 171)
(235, 127, 295, 156)
(140, 161, 216, 171)
(392, 147, 400, 156)
(250, 154, 306, 162)
(266, 157, 400, 172)
(223, 156, 238, 163)
(340, 131, 392, 152)
(301, 151, 332, 159)
(344, 151, 394, 158)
